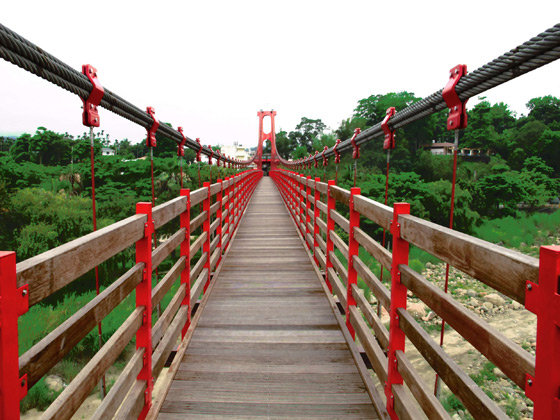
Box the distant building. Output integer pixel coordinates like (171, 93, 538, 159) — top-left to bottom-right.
(101, 147, 115, 156)
(221, 142, 252, 161)
(422, 142, 454, 155)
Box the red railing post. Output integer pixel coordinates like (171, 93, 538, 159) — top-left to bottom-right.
(385, 202, 410, 419)
(135, 202, 153, 420)
(223, 176, 231, 251)
(203, 182, 211, 293)
(0, 251, 28, 420)
(324, 180, 335, 293)
(525, 245, 560, 419)
(345, 187, 361, 338)
(299, 174, 306, 236)
(305, 176, 312, 250)
(179, 189, 191, 337)
(313, 177, 321, 265)
(216, 179, 223, 266)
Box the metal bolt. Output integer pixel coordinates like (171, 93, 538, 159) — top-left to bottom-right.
(21, 379, 26, 387)
(90, 104, 94, 109)
(455, 69, 459, 75)
(450, 121, 454, 126)
(528, 379, 533, 387)
(454, 106, 458, 111)
(22, 289, 27, 297)
(89, 68, 93, 74)
(94, 118, 98, 123)
(527, 283, 532, 291)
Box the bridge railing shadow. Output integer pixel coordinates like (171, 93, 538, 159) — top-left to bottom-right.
(270, 168, 555, 420)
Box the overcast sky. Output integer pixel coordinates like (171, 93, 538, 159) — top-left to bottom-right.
(1, 1, 559, 150)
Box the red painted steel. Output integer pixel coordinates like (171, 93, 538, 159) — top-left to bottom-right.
(256, 110, 278, 170)
(525, 245, 560, 419)
(196, 138, 202, 163)
(442, 64, 468, 130)
(146, 107, 159, 147)
(202, 182, 211, 293)
(345, 187, 361, 338)
(81, 64, 104, 127)
(216, 179, 224, 267)
(0, 251, 28, 420)
(385, 202, 410, 419)
(313, 177, 321, 265)
(299, 174, 306, 236)
(350, 128, 361, 159)
(325, 180, 336, 293)
(179, 189, 191, 337)
(223, 177, 231, 252)
(305, 176, 312, 251)
(382, 107, 396, 150)
(177, 127, 186, 157)
(135, 202, 154, 420)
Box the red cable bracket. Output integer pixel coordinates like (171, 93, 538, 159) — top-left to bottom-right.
(307, 154, 313, 170)
(177, 127, 186, 157)
(442, 64, 468, 130)
(333, 139, 341, 164)
(382, 107, 397, 150)
(196, 138, 202, 162)
(322, 146, 328, 167)
(351, 128, 361, 159)
(81, 64, 104, 127)
(146, 107, 159, 147)
(313, 151, 319, 168)
(216, 149, 222, 167)
(208, 146, 213, 165)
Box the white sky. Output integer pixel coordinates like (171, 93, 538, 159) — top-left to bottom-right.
(1, 1, 559, 150)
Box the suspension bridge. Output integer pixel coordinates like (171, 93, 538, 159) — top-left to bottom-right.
(0, 22, 559, 420)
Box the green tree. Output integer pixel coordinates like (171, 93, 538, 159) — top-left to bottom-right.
(288, 117, 327, 153)
(526, 96, 560, 125)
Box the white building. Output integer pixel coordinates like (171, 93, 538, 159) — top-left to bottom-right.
(221, 142, 252, 161)
(102, 147, 115, 156)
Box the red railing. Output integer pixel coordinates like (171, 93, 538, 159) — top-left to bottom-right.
(0, 169, 262, 420)
(271, 168, 558, 420)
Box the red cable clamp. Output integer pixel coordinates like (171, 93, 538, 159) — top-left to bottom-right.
(216, 150, 222, 167)
(81, 65, 104, 127)
(308, 154, 313, 169)
(442, 64, 468, 130)
(196, 138, 202, 162)
(351, 128, 361, 159)
(146, 107, 159, 147)
(313, 151, 319, 168)
(322, 146, 328, 166)
(382, 107, 397, 150)
(177, 127, 186, 157)
(333, 139, 341, 164)
(208, 146, 213, 165)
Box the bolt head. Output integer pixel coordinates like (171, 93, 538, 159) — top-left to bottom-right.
(455, 69, 459, 75)
(528, 379, 533, 386)
(22, 289, 27, 297)
(89, 68, 93, 74)
(21, 379, 26, 387)
(94, 118, 98, 123)
(527, 283, 533, 291)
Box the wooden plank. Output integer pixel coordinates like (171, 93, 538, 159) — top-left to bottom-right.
(351, 283, 388, 350)
(316, 199, 327, 215)
(153, 306, 189, 379)
(330, 230, 349, 260)
(316, 216, 327, 234)
(190, 232, 206, 256)
(398, 308, 510, 419)
(210, 248, 220, 271)
(354, 255, 390, 310)
(209, 201, 220, 216)
(331, 208, 350, 233)
(354, 226, 392, 271)
(191, 187, 208, 207)
(114, 380, 146, 420)
(152, 257, 186, 309)
(353, 195, 392, 230)
(209, 218, 220, 235)
(400, 264, 534, 389)
(152, 284, 186, 349)
(190, 268, 208, 302)
(399, 214, 538, 304)
(315, 246, 326, 271)
(152, 228, 185, 269)
(17, 213, 146, 306)
(392, 383, 425, 420)
(331, 185, 350, 206)
(209, 182, 221, 196)
(316, 180, 328, 194)
(19, 263, 143, 388)
(395, 350, 452, 420)
(41, 307, 143, 420)
(328, 267, 347, 308)
(90, 348, 144, 420)
(316, 233, 327, 254)
(330, 250, 348, 283)
(153, 196, 187, 229)
(190, 210, 207, 232)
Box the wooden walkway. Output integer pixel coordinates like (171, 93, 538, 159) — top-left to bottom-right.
(156, 177, 378, 419)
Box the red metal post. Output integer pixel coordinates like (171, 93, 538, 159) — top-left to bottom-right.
(305, 176, 312, 250)
(135, 202, 153, 420)
(223, 177, 231, 251)
(345, 187, 361, 338)
(0, 251, 28, 420)
(325, 180, 335, 293)
(216, 179, 223, 266)
(202, 182, 211, 293)
(525, 245, 560, 419)
(385, 202, 411, 419)
(299, 174, 306, 236)
(313, 177, 321, 265)
(179, 189, 191, 337)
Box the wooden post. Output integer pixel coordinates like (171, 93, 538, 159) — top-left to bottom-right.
(135, 202, 153, 420)
(202, 182, 211, 293)
(179, 189, 191, 337)
(525, 245, 560, 419)
(325, 180, 335, 293)
(0, 251, 28, 420)
(313, 177, 321, 265)
(385, 202, 410, 419)
(345, 187, 361, 338)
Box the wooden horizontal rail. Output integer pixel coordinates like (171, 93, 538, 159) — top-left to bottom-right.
(152, 257, 186, 309)
(190, 253, 207, 286)
(152, 228, 185, 269)
(353, 195, 392, 231)
(353, 256, 391, 310)
(210, 182, 221, 196)
(210, 248, 220, 271)
(393, 384, 424, 420)
(399, 214, 538, 304)
(329, 250, 348, 283)
(395, 350, 452, 420)
(354, 227, 392, 271)
(316, 180, 328, 194)
(316, 234, 327, 255)
(17, 213, 146, 306)
(191, 268, 208, 303)
(330, 185, 350, 206)
(190, 211, 207, 232)
(398, 308, 508, 420)
(190, 187, 208, 207)
(315, 246, 327, 271)
(316, 216, 327, 234)
(315, 199, 327, 215)
(400, 264, 534, 389)
(190, 232, 207, 257)
(209, 201, 220, 216)
(152, 305, 189, 379)
(115, 380, 145, 420)
(330, 230, 349, 261)
(152, 284, 186, 349)
(330, 209, 350, 233)
(152, 196, 187, 230)
(41, 307, 143, 420)
(19, 263, 144, 388)
(328, 267, 347, 308)
(351, 283, 388, 350)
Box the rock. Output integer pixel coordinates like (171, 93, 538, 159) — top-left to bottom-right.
(407, 302, 427, 318)
(452, 414, 461, 420)
(468, 297, 479, 307)
(484, 293, 506, 306)
(493, 367, 507, 379)
(511, 301, 523, 310)
(368, 294, 377, 305)
(483, 302, 494, 311)
(421, 311, 437, 322)
(467, 289, 477, 297)
(45, 375, 65, 392)
(407, 290, 413, 297)
(456, 288, 467, 296)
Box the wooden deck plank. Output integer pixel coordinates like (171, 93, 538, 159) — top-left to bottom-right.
(157, 177, 378, 419)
